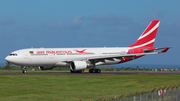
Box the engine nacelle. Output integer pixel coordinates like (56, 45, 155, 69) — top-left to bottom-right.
(70, 61, 88, 71)
(38, 66, 54, 70)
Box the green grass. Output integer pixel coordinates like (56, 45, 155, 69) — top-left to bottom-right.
(0, 70, 70, 73)
(0, 74, 180, 101)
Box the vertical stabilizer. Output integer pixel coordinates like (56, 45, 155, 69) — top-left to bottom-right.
(129, 20, 160, 48)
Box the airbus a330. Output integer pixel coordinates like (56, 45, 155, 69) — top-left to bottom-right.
(5, 20, 172, 73)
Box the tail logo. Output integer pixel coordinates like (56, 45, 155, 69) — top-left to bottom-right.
(129, 20, 160, 48)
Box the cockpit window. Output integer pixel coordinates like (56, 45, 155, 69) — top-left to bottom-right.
(9, 53, 18, 56)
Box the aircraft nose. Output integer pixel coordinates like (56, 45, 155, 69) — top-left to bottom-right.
(5, 56, 12, 63)
(5, 55, 19, 65)
(5, 56, 9, 62)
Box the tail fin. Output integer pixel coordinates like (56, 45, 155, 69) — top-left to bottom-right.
(129, 20, 160, 48)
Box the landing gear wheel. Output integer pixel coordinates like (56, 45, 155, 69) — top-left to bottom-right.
(70, 70, 74, 73)
(97, 69, 101, 73)
(89, 69, 93, 73)
(70, 70, 82, 73)
(22, 66, 27, 74)
(89, 69, 101, 73)
(22, 70, 27, 74)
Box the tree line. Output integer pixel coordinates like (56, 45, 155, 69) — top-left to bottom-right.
(0, 63, 170, 71)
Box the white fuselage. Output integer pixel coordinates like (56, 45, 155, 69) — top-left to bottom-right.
(5, 47, 130, 67)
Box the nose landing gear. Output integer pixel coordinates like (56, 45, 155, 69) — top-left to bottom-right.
(22, 66, 27, 74)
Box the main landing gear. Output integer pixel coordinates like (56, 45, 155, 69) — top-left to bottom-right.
(22, 70, 27, 73)
(70, 69, 101, 73)
(88, 61, 101, 73)
(89, 69, 101, 73)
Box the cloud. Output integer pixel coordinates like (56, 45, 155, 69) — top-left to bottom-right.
(41, 15, 134, 33)
(41, 16, 84, 30)
(87, 15, 133, 26)
(15, 25, 28, 31)
(87, 15, 119, 21)
(177, 17, 180, 26)
(84, 15, 135, 35)
(150, 11, 164, 19)
(0, 18, 15, 25)
(138, 11, 164, 27)
(39, 13, 179, 48)
(71, 15, 84, 26)
(38, 14, 138, 43)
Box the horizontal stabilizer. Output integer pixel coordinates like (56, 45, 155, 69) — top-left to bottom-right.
(159, 47, 174, 53)
(160, 48, 169, 53)
(144, 47, 173, 53)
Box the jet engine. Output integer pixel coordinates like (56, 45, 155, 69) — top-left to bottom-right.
(38, 66, 54, 70)
(70, 61, 88, 71)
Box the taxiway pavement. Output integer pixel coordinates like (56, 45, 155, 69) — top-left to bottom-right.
(0, 72, 180, 75)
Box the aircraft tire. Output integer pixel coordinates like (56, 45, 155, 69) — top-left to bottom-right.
(89, 69, 93, 73)
(70, 70, 74, 73)
(89, 69, 91, 73)
(70, 70, 82, 73)
(77, 70, 82, 73)
(97, 69, 101, 73)
(89, 69, 101, 73)
(22, 70, 27, 74)
(94, 69, 101, 73)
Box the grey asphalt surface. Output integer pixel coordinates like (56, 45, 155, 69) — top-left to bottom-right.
(0, 72, 180, 75)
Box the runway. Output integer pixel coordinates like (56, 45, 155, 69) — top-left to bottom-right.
(1, 72, 180, 75)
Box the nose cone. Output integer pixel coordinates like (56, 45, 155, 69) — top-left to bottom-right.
(5, 56, 17, 64)
(5, 55, 20, 65)
(5, 56, 15, 63)
(5, 56, 10, 62)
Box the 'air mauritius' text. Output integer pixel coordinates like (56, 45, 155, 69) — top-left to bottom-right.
(36, 51, 72, 54)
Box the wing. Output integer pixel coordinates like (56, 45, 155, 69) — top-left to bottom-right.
(63, 47, 173, 62)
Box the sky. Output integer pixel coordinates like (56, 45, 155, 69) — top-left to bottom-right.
(0, 0, 180, 65)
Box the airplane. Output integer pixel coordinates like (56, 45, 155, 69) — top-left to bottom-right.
(5, 20, 172, 73)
